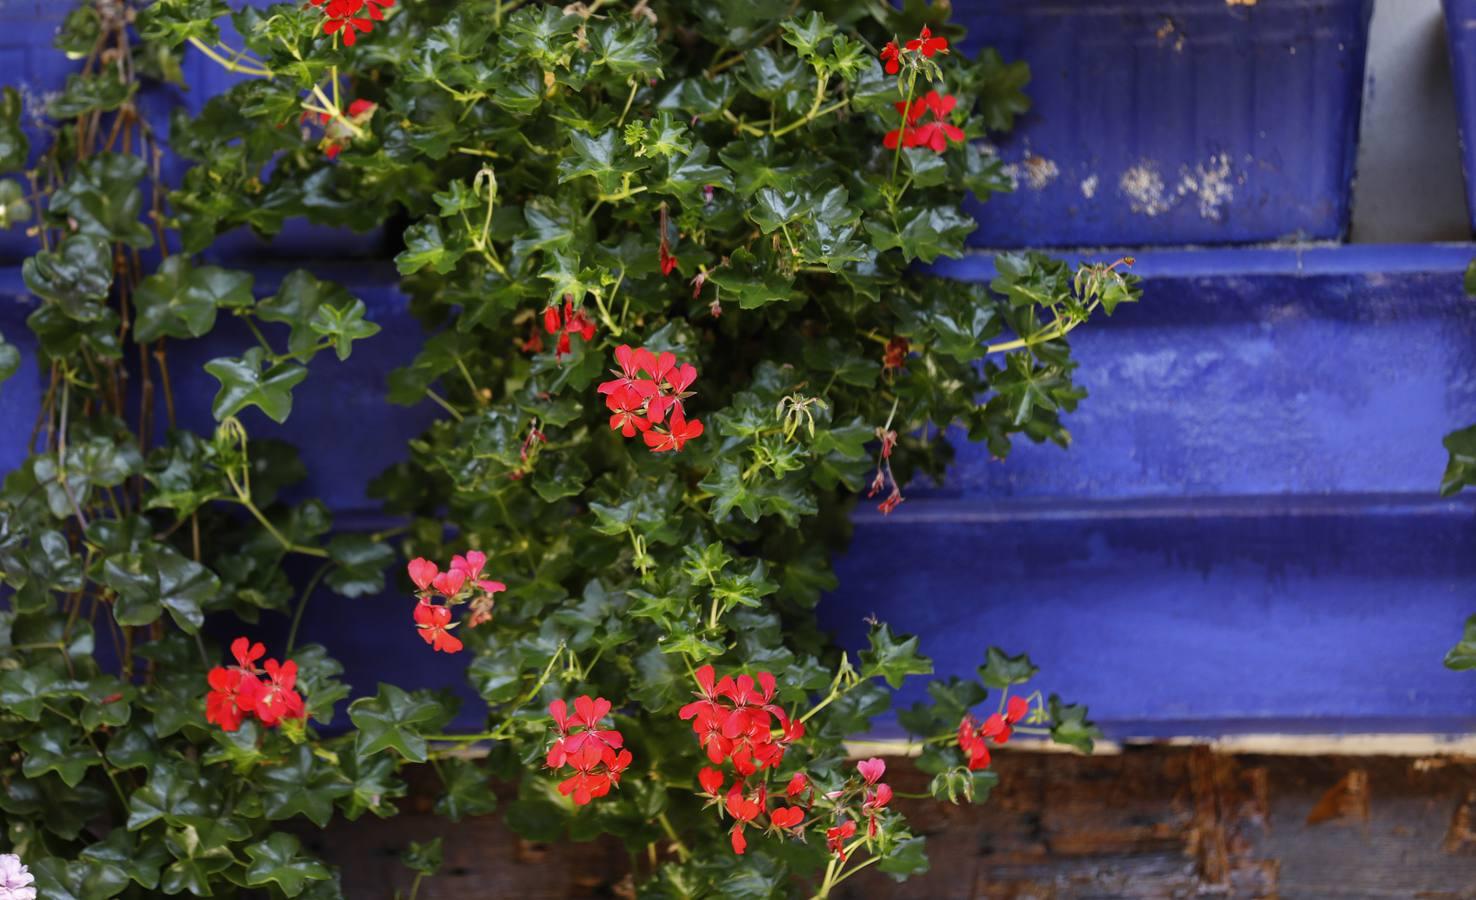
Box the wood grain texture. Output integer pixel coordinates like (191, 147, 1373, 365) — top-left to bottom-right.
(310, 749, 1476, 899)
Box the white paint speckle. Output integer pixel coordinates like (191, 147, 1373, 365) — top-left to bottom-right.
(1021, 155, 1058, 190)
(1120, 163, 1172, 217)
(1176, 153, 1235, 221)
(1080, 174, 1099, 199)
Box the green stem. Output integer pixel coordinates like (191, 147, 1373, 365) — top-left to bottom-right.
(657, 811, 693, 861)
(424, 388, 465, 421)
(286, 561, 332, 655)
(616, 79, 639, 128)
(890, 72, 917, 184)
(186, 37, 271, 77)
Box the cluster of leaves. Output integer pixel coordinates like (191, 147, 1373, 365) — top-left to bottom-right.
(0, 0, 1135, 896)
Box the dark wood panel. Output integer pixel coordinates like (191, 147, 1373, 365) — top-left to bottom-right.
(308, 748, 1476, 899)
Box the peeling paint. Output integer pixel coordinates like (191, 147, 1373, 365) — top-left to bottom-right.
(1080, 174, 1099, 199)
(1021, 154, 1058, 190)
(1120, 163, 1172, 216)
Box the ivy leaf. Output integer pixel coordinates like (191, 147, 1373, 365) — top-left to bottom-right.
(22, 235, 114, 321)
(1048, 695, 1102, 753)
(79, 827, 170, 891)
(309, 298, 381, 361)
(749, 188, 811, 234)
(864, 205, 976, 263)
(349, 683, 445, 763)
(47, 153, 154, 248)
(48, 72, 136, 119)
(0, 87, 28, 169)
(136, 0, 231, 46)
(395, 218, 467, 276)
(257, 744, 352, 828)
(587, 21, 661, 78)
(875, 834, 929, 878)
(291, 643, 351, 725)
(707, 247, 797, 309)
(779, 12, 837, 59)
(978, 647, 1039, 689)
(657, 143, 733, 202)
(133, 256, 254, 343)
(325, 534, 395, 598)
(256, 269, 359, 356)
(1445, 614, 1476, 671)
(243, 833, 332, 898)
(433, 758, 498, 821)
(558, 129, 643, 195)
(101, 541, 219, 632)
(28, 856, 131, 900)
(859, 623, 932, 688)
(20, 722, 102, 787)
(203, 347, 309, 424)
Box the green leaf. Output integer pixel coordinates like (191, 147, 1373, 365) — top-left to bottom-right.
(395, 218, 467, 276)
(257, 269, 360, 357)
(325, 534, 395, 598)
(875, 834, 930, 878)
(133, 256, 254, 343)
(1048, 695, 1102, 753)
(20, 722, 102, 787)
(750, 188, 811, 234)
(403, 837, 445, 876)
(865, 204, 976, 264)
(137, 0, 231, 46)
(433, 759, 497, 822)
(0, 177, 34, 229)
(972, 48, 1032, 133)
(1441, 423, 1476, 497)
(1445, 614, 1476, 671)
(349, 683, 445, 763)
(309, 298, 380, 361)
(101, 541, 218, 632)
(0, 330, 20, 387)
(978, 647, 1039, 689)
(779, 12, 836, 59)
(23, 235, 114, 320)
(257, 744, 352, 828)
(558, 129, 644, 195)
(203, 347, 308, 424)
(587, 21, 661, 78)
(29, 855, 131, 900)
(243, 833, 332, 897)
(48, 153, 154, 248)
(48, 72, 136, 119)
(859, 623, 932, 688)
(79, 828, 170, 891)
(0, 87, 28, 170)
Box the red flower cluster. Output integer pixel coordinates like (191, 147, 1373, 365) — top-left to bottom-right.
(957, 695, 1030, 771)
(700, 766, 809, 854)
(680, 665, 804, 773)
(308, 0, 393, 46)
(205, 637, 305, 732)
(597, 345, 704, 453)
(547, 696, 633, 805)
(880, 25, 949, 75)
(856, 757, 894, 838)
(885, 91, 965, 153)
(543, 297, 597, 360)
(406, 551, 506, 654)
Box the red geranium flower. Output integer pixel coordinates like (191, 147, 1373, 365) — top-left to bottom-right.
(547, 696, 631, 805)
(880, 40, 902, 74)
(204, 637, 304, 731)
(698, 767, 725, 797)
(884, 90, 965, 154)
(905, 24, 949, 57)
(769, 806, 805, 831)
(826, 819, 857, 860)
(607, 385, 652, 437)
(542, 298, 597, 360)
(643, 409, 704, 452)
(857, 757, 886, 785)
(413, 600, 463, 654)
(407, 557, 438, 592)
(310, 0, 394, 46)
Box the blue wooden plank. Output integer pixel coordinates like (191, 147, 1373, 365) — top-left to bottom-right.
(956, 0, 1373, 246)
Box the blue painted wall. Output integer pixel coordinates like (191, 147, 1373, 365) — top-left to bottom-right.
(823, 246, 1476, 738)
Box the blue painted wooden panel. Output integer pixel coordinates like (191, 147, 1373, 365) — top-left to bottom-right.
(1446, 0, 1476, 234)
(957, 0, 1373, 247)
(822, 246, 1476, 738)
